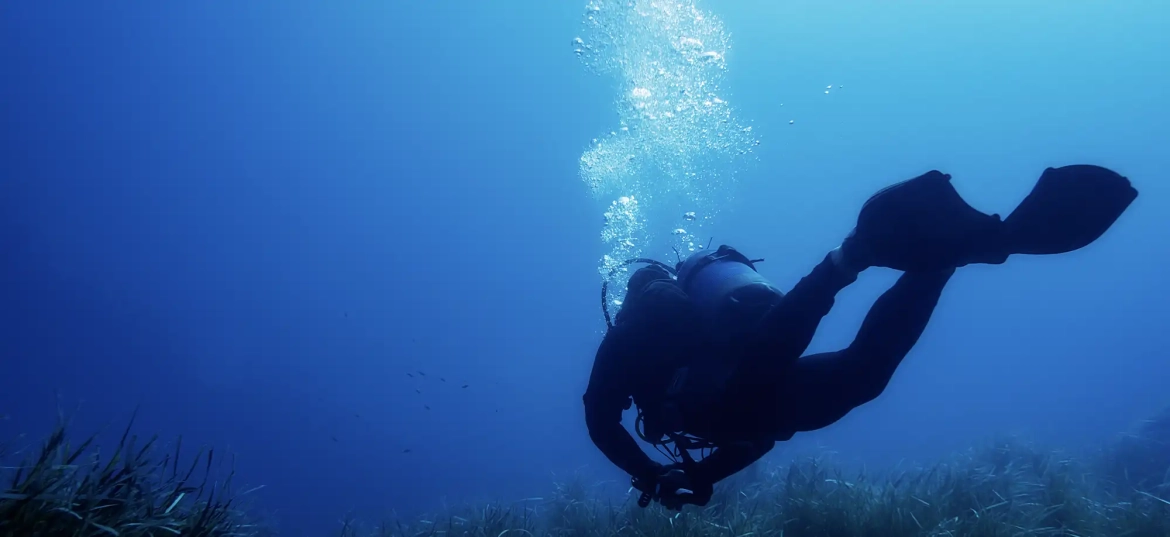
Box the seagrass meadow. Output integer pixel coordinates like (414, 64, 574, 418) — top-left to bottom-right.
(3, 408, 1168, 537)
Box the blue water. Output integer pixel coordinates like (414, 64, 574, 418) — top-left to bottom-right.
(2, 1, 1167, 534)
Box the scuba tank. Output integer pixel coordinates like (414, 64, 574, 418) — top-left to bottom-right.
(674, 245, 784, 335)
(600, 245, 782, 331)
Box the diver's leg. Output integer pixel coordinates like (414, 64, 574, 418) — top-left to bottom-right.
(769, 267, 954, 433)
(745, 251, 861, 367)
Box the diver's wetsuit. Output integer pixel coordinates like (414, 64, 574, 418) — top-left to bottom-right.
(585, 164, 1138, 491)
(582, 253, 952, 486)
(724, 253, 952, 440)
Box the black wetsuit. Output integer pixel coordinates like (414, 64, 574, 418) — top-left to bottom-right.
(582, 253, 953, 485)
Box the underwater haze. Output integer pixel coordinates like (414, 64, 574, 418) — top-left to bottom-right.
(2, 1, 1168, 535)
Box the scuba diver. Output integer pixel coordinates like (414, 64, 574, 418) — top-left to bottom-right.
(582, 165, 1138, 510)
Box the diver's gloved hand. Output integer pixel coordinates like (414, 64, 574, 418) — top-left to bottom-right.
(654, 464, 714, 510)
(630, 461, 666, 507)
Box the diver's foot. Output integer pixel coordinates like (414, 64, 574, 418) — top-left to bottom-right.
(830, 228, 872, 275)
(847, 170, 1013, 272)
(834, 221, 1009, 273)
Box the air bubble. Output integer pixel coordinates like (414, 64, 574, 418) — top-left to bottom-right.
(577, 0, 756, 303)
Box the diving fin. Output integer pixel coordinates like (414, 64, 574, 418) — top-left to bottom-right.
(1002, 165, 1137, 256)
(849, 170, 1009, 272)
(848, 165, 1138, 273)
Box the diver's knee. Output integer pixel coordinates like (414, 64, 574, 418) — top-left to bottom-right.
(851, 372, 893, 404)
(852, 379, 891, 407)
(799, 378, 890, 431)
(841, 361, 894, 408)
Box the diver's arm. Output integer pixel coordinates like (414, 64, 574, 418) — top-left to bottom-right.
(582, 329, 661, 482)
(583, 397, 660, 481)
(691, 439, 775, 485)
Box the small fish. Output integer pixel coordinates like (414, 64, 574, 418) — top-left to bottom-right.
(415, 389, 421, 394)
(402, 448, 412, 454)
(461, 384, 469, 389)
(331, 436, 338, 442)
(354, 413, 360, 418)
(418, 371, 426, 377)
(424, 405, 430, 411)
(440, 377, 446, 382)
(406, 373, 413, 378)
